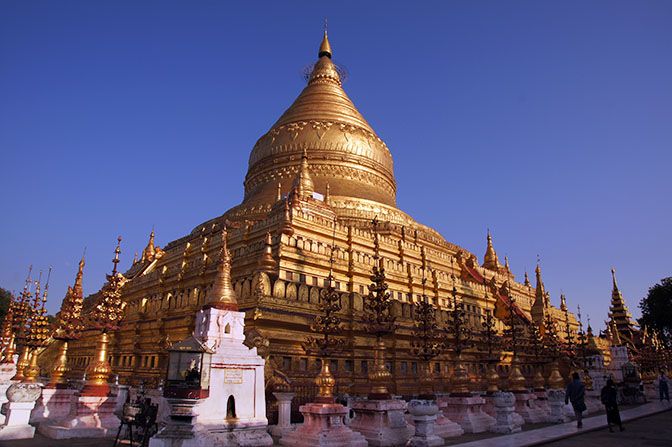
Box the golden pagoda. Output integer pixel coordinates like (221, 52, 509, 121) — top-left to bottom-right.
(65, 29, 580, 408)
(608, 267, 636, 348)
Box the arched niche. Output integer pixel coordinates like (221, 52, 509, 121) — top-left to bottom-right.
(298, 284, 309, 302)
(273, 280, 286, 299)
(309, 287, 320, 303)
(241, 280, 251, 298)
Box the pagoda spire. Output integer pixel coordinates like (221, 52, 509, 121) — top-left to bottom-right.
(257, 231, 277, 275)
(609, 267, 635, 346)
(141, 228, 156, 262)
(524, 271, 530, 287)
(73, 249, 85, 299)
(290, 148, 315, 198)
(560, 293, 567, 312)
(482, 229, 502, 271)
(531, 263, 547, 329)
(319, 18, 332, 59)
(204, 229, 238, 311)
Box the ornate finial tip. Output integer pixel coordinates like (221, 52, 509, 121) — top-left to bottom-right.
(318, 21, 332, 59)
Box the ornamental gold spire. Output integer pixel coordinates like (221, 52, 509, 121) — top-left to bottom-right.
(204, 229, 238, 311)
(609, 267, 635, 346)
(531, 263, 547, 329)
(290, 148, 315, 198)
(560, 293, 567, 312)
(257, 231, 277, 275)
(141, 228, 156, 262)
(318, 18, 332, 59)
(53, 250, 86, 341)
(482, 229, 502, 271)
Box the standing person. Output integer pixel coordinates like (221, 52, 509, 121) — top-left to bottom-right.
(658, 371, 670, 402)
(565, 372, 587, 428)
(601, 379, 624, 432)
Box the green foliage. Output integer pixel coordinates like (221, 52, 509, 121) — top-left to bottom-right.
(638, 277, 672, 346)
(0, 287, 11, 324)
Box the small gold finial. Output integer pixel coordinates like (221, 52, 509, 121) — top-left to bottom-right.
(204, 229, 238, 311)
(290, 148, 315, 198)
(319, 18, 332, 59)
(112, 236, 122, 275)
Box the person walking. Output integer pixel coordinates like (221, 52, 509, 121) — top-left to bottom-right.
(658, 371, 670, 402)
(565, 372, 587, 428)
(601, 378, 624, 432)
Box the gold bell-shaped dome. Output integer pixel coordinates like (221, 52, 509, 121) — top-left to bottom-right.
(230, 28, 398, 221)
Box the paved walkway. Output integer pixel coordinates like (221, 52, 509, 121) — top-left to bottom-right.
(451, 400, 671, 447)
(2, 400, 670, 447)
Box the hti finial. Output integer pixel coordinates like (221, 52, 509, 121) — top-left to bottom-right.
(112, 236, 122, 275)
(319, 18, 332, 59)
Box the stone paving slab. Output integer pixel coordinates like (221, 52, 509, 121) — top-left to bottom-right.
(450, 400, 671, 447)
(543, 410, 672, 447)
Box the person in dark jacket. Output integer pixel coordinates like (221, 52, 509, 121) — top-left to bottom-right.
(565, 372, 586, 428)
(601, 378, 624, 432)
(658, 371, 670, 402)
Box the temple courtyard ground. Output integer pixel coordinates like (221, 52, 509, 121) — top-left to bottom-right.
(3, 400, 669, 447)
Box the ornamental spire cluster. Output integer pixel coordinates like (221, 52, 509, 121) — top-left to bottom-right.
(53, 251, 87, 341)
(87, 237, 127, 331)
(203, 229, 238, 311)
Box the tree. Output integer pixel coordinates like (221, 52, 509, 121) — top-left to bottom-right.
(639, 277, 672, 346)
(0, 287, 11, 325)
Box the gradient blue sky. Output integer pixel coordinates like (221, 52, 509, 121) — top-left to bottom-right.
(1, 1, 670, 331)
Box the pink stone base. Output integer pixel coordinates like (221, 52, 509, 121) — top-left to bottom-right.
(279, 402, 368, 447)
(513, 393, 548, 424)
(534, 391, 551, 413)
(439, 396, 496, 433)
(31, 388, 77, 423)
(350, 399, 413, 447)
(38, 394, 120, 439)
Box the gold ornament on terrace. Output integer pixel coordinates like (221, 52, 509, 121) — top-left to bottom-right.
(13, 268, 32, 379)
(50, 252, 87, 386)
(522, 323, 547, 391)
(478, 275, 502, 393)
(83, 237, 126, 395)
(447, 271, 474, 396)
(0, 297, 16, 362)
(83, 331, 112, 391)
(303, 222, 345, 402)
(542, 298, 565, 389)
(53, 251, 86, 341)
(507, 355, 527, 393)
(204, 229, 238, 311)
(87, 237, 127, 331)
(362, 217, 396, 399)
(503, 282, 527, 392)
(23, 267, 53, 382)
(410, 269, 445, 398)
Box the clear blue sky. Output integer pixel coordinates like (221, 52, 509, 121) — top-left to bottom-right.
(1, 1, 670, 332)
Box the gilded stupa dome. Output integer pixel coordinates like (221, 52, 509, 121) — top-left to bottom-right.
(234, 30, 397, 214)
(214, 28, 443, 240)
